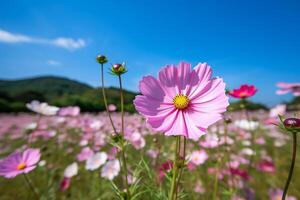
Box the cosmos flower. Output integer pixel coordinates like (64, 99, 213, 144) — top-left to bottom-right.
(234, 119, 259, 131)
(58, 106, 80, 117)
(108, 104, 117, 112)
(269, 188, 297, 200)
(0, 148, 40, 178)
(276, 82, 300, 97)
(158, 160, 173, 181)
(64, 162, 78, 178)
(101, 160, 120, 180)
(188, 150, 208, 166)
(269, 104, 286, 118)
(26, 100, 59, 116)
(257, 160, 275, 173)
(134, 61, 229, 140)
(77, 147, 94, 162)
(85, 152, 107, 171)
(60, 177, 71, 191)
(229, 84, 257, 99)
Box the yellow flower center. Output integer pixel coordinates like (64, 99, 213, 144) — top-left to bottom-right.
(17, 162, 26, 170)
(173, 94, 189, 110)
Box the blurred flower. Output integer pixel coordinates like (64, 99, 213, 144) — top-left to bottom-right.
(24, 122, 38, 130)
(108, 104, 117, 112)
(188, 150, 208, 166)
(60, 177, 71, 191)
(229, 84, 257, 99)
(101, 160, 120, 180)
(0, 148, 40, 178)
(64, 162, 78, 178)
(199, 133, 221, 148)
(269, 104, 286, 118)
(159, 160, 173, 181)
(59, 106, 80, 117)
(26, 100, 59, 116)
(194, 180, 205, 194)
(230, 168, 249, 180)
(77, 147, 94, 162)
(269, 188, 297, 200)
(134, 61, 229, 140)
(38, 160, 46, 167)
(241, 148, 255, 156)
(276, 82, 300, 97)
(125, 131, 146, 150)
(257, 160, 275, 173)
(85, 152, 107, 171)
(234, 119, 259, 131)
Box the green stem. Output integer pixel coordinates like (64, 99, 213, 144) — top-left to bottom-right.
(176, 137, 186, 199)
(118, 75, 130, 199)
(100, 63, 117, 134)
(169, 136, 180, 200)
(282, 132, 297, 200)
(212, 137, 221, 200)
(23, 173, 39, 199)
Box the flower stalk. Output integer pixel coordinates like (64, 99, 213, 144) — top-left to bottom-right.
(169, 136, 186, 200)
(282, 132, 297, 200)
(23, 174, 39, 199)
(100, 62, 117, 135)
(118, 74, 130, 199)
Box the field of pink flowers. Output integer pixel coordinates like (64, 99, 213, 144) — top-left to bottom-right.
(0, 59, 299, 200)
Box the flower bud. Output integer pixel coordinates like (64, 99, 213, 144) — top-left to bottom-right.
(96, 55, 108, 64)
(283, 118, 300, 129)
(111, 63, 127, 75)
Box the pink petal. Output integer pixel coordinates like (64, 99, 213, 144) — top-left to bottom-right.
(22, 149, 41, 166)
(158, 65, 179, 98)
(139, 75, 166, 101)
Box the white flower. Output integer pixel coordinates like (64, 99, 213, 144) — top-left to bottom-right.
(64, 162, 78, 178)
(101, 160, 120, 180)
(234, 120, 259, 131)
(241, 148, 255, 156)
(85, 152, 107, 171)
(269, 104, 286, 118)
(38, 160, 46, 167)
(24, 122, 38, 130)
(188, 150, 208, 165)
(26, 100, 59, 116)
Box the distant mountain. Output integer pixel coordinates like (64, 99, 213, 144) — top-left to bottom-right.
(0, 76, 137, 112)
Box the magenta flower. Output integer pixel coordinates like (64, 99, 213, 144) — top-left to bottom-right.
(229, 84, 257, 99)
(134, 61, 229, 140)
(0, 148, 41, 178)
(276, 82, 300, 96)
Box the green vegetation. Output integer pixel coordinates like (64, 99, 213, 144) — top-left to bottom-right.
(0, 76, 137, 113)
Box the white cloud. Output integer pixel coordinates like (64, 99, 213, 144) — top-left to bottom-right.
(0, 29, 86, 50)
(47, 60, 61, 66)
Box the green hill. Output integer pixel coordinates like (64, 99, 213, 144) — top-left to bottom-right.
(0, 76, 137, 113)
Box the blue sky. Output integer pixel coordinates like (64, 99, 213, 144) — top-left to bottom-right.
(0, 0, 299, 106)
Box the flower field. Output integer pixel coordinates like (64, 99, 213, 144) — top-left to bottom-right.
(0, 61, 299, 200)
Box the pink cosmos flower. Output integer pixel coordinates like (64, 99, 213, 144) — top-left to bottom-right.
(276, 82, 300, 96)
(134, 61, 229, 140)
(257, 160, 275, 173)
(58, 106, 80, 117)
(229, 84, 257, 99)
(60, 177, 71, 191)
(0, 148, 40, 178)
(76, 147, 94, 162)
(188, 150, 208, 166)
(158, 160, 173, 181)
(108, 104, 117, 112)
